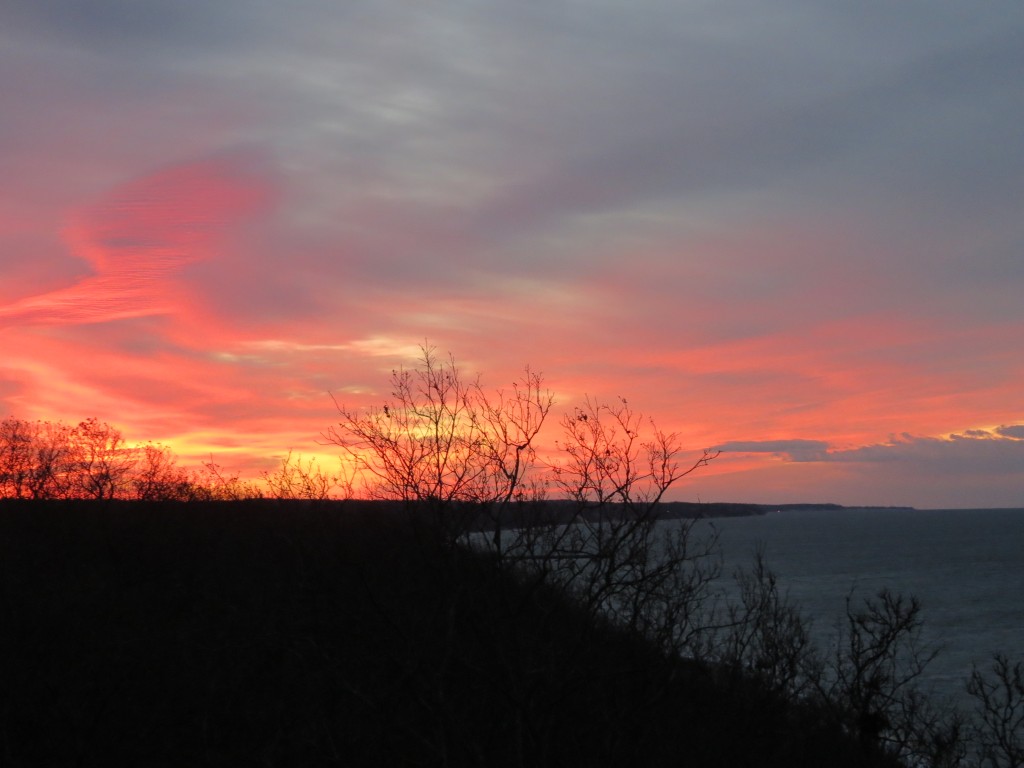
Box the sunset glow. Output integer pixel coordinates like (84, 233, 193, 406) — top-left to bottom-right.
(2, 3, 1022, 507)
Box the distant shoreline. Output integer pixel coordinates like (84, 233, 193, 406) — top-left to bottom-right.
(657, 501, 916, 518)
(0, 497, 916, 519)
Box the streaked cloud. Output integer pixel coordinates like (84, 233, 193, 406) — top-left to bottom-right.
(0, 152, 275, 327)
(716, 440, 831, 462)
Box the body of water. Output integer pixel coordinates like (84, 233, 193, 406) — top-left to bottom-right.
(691, 507, 1024, 704)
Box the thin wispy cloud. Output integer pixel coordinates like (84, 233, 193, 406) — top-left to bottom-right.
(0, 153, 273, 327)
(715, 440, 831, 462)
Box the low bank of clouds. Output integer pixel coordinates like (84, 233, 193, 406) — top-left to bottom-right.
(721, 426, 1024, 478)
(826, 427, 1024, 474)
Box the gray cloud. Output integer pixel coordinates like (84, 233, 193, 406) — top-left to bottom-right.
(716, 440, 830, 461)
(3, 0, 265, 53)
(7, 2, 1021, 270)
(825, 431, 1024, 476)
(718, 427, 1024, 478)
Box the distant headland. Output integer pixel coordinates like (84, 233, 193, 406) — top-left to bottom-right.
(658, 501, 917, 518)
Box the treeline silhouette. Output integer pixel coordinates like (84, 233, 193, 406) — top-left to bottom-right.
(0, 416, 331, 502)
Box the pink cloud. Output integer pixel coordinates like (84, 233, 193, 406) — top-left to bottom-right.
(0, 152, 275, 328)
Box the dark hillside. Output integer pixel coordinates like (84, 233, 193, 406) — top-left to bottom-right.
(0, 500, 900, 767)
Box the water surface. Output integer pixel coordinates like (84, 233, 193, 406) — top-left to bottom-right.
(691, 507, 1024, 701)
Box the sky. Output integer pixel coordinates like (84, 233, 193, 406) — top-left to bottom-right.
(2, 1, 1022, 508)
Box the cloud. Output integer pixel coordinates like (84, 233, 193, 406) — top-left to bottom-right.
(824, 430, 1024, 475)
(716, 425, 1024, 478)
(715, 439, 831, 462)
(2, 2, 1023, 509)
(3, 0, 263, 55)
(0, 151, 275, 328)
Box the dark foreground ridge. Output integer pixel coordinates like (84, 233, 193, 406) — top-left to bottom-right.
(1, 500, 907, 767)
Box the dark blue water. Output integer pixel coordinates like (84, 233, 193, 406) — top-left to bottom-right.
(691, 507, 1024, 703)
